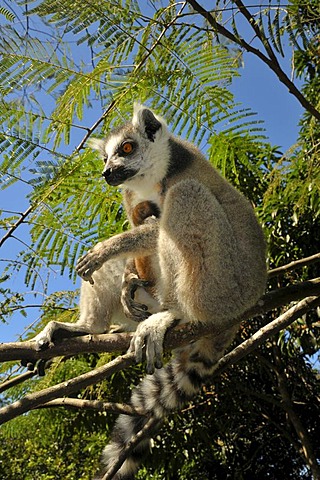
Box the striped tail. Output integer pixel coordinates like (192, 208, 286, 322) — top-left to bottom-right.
(97, 330, 236, 479)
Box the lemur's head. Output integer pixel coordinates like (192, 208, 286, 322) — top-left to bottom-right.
(89, 104, 170, 188)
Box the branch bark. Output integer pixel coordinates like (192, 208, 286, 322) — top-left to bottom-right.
(212, 295, 320, 378)
(0, 352, 135, 425)
(1, 277, 320, 363)
(268, 252, 320, 278)
(38, 398, 146, 416)
(0, 206, 33, 248)
(0, 369, 37, 394)
(101, 416, 160, 480)
(1, 294, 319, 426)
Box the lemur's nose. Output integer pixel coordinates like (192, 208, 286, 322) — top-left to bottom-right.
(102, 167, 113, 180)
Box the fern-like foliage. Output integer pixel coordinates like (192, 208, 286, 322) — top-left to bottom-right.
(0, 7, 15, 22)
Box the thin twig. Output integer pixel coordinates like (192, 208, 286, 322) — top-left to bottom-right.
(134, 2, 187, 72)
(186, 0, 320, 120)
(0, 206, 33, 248)
(101, 416, 160, 480)
(75, 99, 120, 152)
(268, 252, 320, 278)
(38, 398, 146, 416)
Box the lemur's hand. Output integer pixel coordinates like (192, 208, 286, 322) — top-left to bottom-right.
(129, 311, 176, 373)
(121, 275, 151, 321)
(76, 242, 108, 283)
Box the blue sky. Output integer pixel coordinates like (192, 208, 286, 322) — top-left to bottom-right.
(0, 2, 304, 342)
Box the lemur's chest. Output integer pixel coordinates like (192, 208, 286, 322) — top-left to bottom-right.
(132, 181, 164, 212)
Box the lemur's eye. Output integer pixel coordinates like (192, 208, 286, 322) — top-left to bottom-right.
(121, 141, 134, 155)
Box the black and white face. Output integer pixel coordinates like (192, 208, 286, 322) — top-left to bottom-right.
(94, 107, 171, 191)
(101, 131, 143, 186)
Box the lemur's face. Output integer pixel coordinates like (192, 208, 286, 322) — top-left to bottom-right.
(101, 128, 152, 186)
(90, 107, 170, 189)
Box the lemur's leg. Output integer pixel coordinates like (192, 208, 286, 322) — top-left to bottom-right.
(122, 202, 160, 320)
(33, 259, 126, 349)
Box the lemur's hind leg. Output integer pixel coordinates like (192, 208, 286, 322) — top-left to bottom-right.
(33, 259, 127, 350)
(158, 178, 244, 324)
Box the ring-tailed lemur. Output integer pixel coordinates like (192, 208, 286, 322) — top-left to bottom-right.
(34, 104, 267, 479)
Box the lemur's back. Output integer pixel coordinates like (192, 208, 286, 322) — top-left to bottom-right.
(155, 135, 267, 312)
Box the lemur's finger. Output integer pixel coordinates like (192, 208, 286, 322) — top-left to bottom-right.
(145, 339, 156, 374)
(153, 341, 164, 370)
(129, 334, 144, 364)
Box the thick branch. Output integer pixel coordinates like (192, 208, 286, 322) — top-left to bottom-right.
(2, 277, 320, 364)
(186, 0, 320, 120)
(1, 295, 319, 426)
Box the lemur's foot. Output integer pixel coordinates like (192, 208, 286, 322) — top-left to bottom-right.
(32, 330, 52, 351)
(121, 276, 151, 321)
(129, 312, 177, 374)
(21, 359, 48, 377)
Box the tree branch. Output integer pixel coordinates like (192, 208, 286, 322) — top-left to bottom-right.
(0, 206, 33, 248)
(186, 0, 320, 120)
(38, 398, 146, 416)
(0, 369, 37, 394)
(0, 352, 135, 425)
(1, 277, 320, 364)
(1, 294, 319, 426)
(101, 416, 160, 480)
(268, 252, 320, 278)
(134, 2, 187, 73)
(75, 97, 123, 152)
(272, 342, 320, 479)
(212, 295, 320, 378)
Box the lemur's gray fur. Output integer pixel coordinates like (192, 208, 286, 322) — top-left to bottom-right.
(34, 104, 267, 479)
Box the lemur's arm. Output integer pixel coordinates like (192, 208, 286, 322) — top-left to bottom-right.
(121, 201, 160, 320)
(76, 220, 159, 282)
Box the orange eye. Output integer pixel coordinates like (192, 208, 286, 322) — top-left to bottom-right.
(122, 142, 134, 154)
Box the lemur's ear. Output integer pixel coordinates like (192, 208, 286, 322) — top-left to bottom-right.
(132, 103, 166, 141)
(87, 138, 107, 156)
